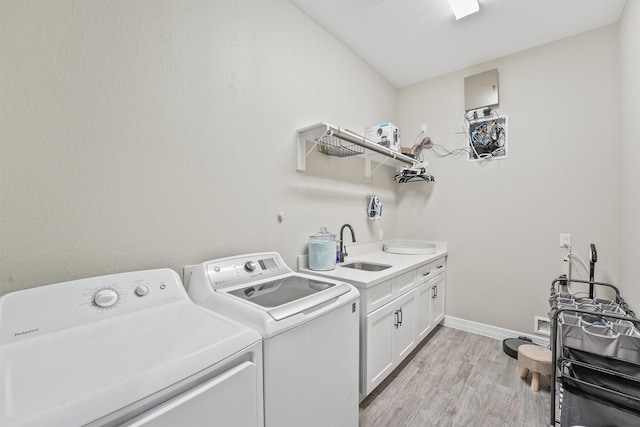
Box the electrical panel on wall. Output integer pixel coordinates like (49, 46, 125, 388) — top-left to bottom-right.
(464, 69, 499, 111)
(467, 114, 508, 161)
(463, 69, 507, 161)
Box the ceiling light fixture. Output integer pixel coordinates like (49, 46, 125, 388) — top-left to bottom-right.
(448, 0, 480, 20)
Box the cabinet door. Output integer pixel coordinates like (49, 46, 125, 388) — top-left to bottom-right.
(415, 281, 432, 342)
(430, 275, 445, 326)
(394, 291, 417, 361)
(364, 303, 396, 395)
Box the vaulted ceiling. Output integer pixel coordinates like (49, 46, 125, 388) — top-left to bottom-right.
(291, 0, 627, 87)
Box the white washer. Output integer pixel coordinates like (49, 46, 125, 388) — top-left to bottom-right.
(0, 268, 263, 427)
(185, 252, 360, 427)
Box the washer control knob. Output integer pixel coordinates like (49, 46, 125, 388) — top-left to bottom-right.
(94, 288, 118, 308)
(244, 261, 257, 272)
(135, 285, 149, 297)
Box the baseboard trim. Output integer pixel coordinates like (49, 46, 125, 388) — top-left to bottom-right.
(443, 315, 550, 347)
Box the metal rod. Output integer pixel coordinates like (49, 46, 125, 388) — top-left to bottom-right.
(550, 308, 559, 427)
(550, 277, 622, 299)
(327, 129, 416, 166)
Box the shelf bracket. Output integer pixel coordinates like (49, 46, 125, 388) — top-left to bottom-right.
(297, 123, 331, 172)
(301, 129, 328, 167)
(364, 156, 390, 182)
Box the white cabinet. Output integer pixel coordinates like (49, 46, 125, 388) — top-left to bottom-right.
(364, 289, 416, 395)
(360, 257, 446, 397)
(430, 273, 445, 326)
(363, 297, 395, 392)
(415, 280, 433, 342)
(415, 258, 446, 342)
(394, 291, 417, 360)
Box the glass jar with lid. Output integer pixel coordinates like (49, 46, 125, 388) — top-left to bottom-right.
(308, 226, 336, 271)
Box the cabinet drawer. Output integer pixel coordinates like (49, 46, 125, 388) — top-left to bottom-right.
(365, 281, 394, 313)
(394, 270, 418, 295)
(364, 270, 417, 314)
(432, 258, 446, 276)
(417, 258, 446, 283)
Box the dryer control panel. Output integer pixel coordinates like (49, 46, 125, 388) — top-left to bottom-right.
(0, 268, 187, 344)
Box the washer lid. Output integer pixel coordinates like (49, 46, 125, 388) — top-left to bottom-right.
(0, 301, 260, 427)
(228, 277, 352, 321)
(228, 276, 335, 307)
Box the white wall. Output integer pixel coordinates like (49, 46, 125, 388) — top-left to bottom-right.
(396, 26, 621, 334)
(618, 1, 640, 311)
(0, 0, 398, 294)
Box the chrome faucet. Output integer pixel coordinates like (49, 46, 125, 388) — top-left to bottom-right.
(339, 224, 356, 263)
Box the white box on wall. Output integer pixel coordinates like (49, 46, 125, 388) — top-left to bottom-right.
(467, 115, 508, 161)
(365, 122, 400, 152)
(464, 68, 499, 111)
(534, 316, 550, 336)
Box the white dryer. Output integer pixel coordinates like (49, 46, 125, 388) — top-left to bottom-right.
(0, 268, 263, 427)
(185, 252, 360, 427)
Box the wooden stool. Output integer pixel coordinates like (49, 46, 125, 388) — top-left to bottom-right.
(518, 344, 552, 392)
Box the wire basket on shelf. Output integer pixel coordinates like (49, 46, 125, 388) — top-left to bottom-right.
(316, 134, 364, 158)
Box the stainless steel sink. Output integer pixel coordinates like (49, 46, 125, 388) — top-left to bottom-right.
(340, 262, 392, 272)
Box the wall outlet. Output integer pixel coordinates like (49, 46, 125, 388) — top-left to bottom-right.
(559, 233, 571, 248)
(420, 124, 427, 133)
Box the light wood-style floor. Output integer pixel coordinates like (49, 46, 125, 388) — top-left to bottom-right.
(359, 326, 551, 427)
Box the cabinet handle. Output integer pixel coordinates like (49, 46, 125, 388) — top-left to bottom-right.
(431, 285, 436, 299)
(423, 272, 430, 277)
(394, 310, 399, 329)
(437, 265, 444, 269)
(398, 308, 403, 326)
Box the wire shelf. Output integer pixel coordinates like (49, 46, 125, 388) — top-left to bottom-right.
(296, 122, 432, 183)
(316, 134, 364, 158)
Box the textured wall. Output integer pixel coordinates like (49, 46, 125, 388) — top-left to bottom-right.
(0, 0, 398, 294)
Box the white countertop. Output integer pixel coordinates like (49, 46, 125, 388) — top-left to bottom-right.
(297, 241, 447, 289)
